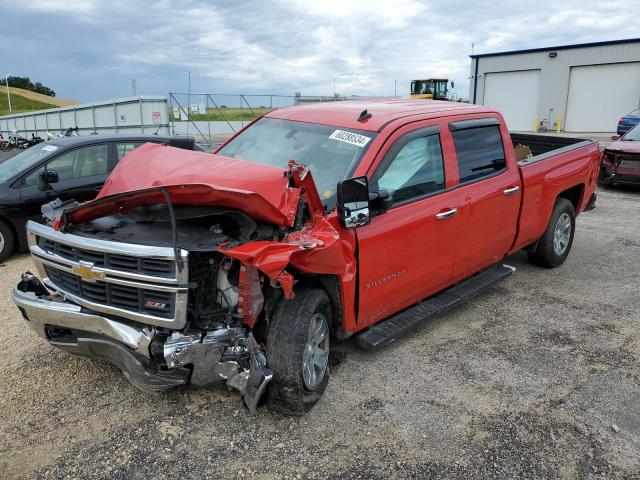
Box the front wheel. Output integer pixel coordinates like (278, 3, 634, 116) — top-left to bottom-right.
(266, 288, 331, 415)
(0, 142, 12, 152)
(528, 198, 576, 268)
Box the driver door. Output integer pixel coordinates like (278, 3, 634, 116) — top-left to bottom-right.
(355, 123, 462, 327)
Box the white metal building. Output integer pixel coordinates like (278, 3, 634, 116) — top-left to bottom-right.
(469, 38, 640, 132)
(0, 96, 170, 137)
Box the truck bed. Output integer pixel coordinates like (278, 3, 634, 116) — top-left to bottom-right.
(510, 133, 591, 160)
(510, 133, 600, 254)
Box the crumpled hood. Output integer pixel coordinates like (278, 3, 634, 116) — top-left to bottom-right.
(67, 142, 300, 226)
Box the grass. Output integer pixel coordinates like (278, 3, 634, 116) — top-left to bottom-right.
(0, 85, 78, 107)
(0, 86, 63, 116)
(171, 107, 273, 122)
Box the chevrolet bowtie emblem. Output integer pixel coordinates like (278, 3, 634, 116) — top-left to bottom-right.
(72, 262, 106, 283)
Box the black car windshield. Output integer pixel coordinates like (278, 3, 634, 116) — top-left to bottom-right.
(0, 143, 59, 183)
(623, 124, 640, 141)
(217, 117, 376, 202)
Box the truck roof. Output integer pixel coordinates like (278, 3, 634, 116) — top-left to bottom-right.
(266, 99, 496, 132)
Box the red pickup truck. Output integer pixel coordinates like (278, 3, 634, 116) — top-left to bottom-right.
(13, 100, 599, 414)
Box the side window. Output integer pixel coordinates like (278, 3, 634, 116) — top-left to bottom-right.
(22, 144, 110, 186)
(23, 165, 45, 186)
(116, 142, 144, 160)
(451, 125, 506, 183)
(376, 133, 445, 204)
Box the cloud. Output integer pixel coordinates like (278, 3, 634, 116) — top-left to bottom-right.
(0, 0, 638, 102)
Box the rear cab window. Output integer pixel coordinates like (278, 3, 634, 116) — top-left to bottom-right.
(450, 120, 506, 183)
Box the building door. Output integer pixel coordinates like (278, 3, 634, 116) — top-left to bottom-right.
(565, 63, 640, 132)
(483, 70, 541, 131)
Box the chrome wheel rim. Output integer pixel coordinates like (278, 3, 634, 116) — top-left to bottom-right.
(553, 213, 571, 256)
(302, 312, 329, 390)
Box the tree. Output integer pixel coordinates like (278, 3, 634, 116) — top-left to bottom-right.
(0, 76, 56, 97)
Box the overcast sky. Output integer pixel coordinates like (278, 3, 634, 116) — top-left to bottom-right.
(1, 0, 639, 103)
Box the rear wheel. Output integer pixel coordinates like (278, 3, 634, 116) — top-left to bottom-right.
(528, 198, 575, 268)
(0, 220, 15, 262)
(266, 288, 331, 415)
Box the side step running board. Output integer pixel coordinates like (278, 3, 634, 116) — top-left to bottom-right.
(355, 264, 516, 351)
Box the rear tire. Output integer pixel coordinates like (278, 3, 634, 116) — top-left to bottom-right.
(0, 220, 15, 262)
(528, 198, 575, 268)
(266, 288, 331, 415)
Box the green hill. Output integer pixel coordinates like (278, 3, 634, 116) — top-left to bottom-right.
(0, 86, 78, 117)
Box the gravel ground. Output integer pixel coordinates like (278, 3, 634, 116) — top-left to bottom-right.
(0, 186, 639, 479)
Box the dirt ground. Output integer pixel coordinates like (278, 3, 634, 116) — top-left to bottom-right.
(0, 186, 638, 479)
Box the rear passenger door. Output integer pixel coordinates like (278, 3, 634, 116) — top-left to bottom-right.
(447, 118, 521, 281)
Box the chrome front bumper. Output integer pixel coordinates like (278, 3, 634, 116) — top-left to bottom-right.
(13, 287, 154, 357)
(13, 274, 273, 410)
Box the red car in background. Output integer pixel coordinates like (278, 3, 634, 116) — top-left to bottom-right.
(600, 123, 640, 187)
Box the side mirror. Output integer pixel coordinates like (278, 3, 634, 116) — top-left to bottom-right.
(38, 169, 59, 191)
(611, 135, 621, 141)
(337, 176, 371, 229)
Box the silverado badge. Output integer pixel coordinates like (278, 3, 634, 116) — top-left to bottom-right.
(72, 262, 106, 283)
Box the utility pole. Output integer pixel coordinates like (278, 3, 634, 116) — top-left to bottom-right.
(5, 74, 12, 113)
(132, 79, 137, 96)
(333, 73, 346, 97)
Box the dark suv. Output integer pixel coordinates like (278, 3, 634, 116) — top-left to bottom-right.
(0, 135, 195, 260)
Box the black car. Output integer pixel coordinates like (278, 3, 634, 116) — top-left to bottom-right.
(0, 135, 196, 260)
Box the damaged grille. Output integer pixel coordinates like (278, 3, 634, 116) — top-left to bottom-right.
(37, 236, 175, 278)
(44, 265, 176, 319)
(27, 221, 189, 328)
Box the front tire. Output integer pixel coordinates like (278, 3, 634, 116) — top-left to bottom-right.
(528, 198, 575, 268)
(266, 288, 331, 415)
(0, 220, 15, 262)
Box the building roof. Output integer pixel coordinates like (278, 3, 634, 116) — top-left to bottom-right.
(46, 134, 192, 147)
(266, 99, 493, 132)
(470, 37, 640, 59)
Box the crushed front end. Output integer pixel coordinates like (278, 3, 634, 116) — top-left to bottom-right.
(13, 145, 355, 412)
(14, 216, 273, 412)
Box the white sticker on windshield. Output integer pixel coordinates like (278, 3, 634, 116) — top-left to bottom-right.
(42, 145, 58, 152)
(329, 130, 371, 148)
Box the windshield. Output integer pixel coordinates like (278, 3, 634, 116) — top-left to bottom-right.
(415, 81, 433, 95)
(0, 143, 58, 183)
(623, 123, 640, 141)
(217, 118, 376, 202)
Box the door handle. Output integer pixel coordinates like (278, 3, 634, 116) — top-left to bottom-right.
(503, 186, 520, 196)
(436, 208, 458, 220)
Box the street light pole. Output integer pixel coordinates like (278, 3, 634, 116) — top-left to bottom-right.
(5, 74, 12, 113)
(333, 73, 346, 97)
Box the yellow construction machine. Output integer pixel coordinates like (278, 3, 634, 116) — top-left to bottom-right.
(410, 78, 451, 100)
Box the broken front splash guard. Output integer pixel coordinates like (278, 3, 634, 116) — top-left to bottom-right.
(163, 328, 273, 413)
